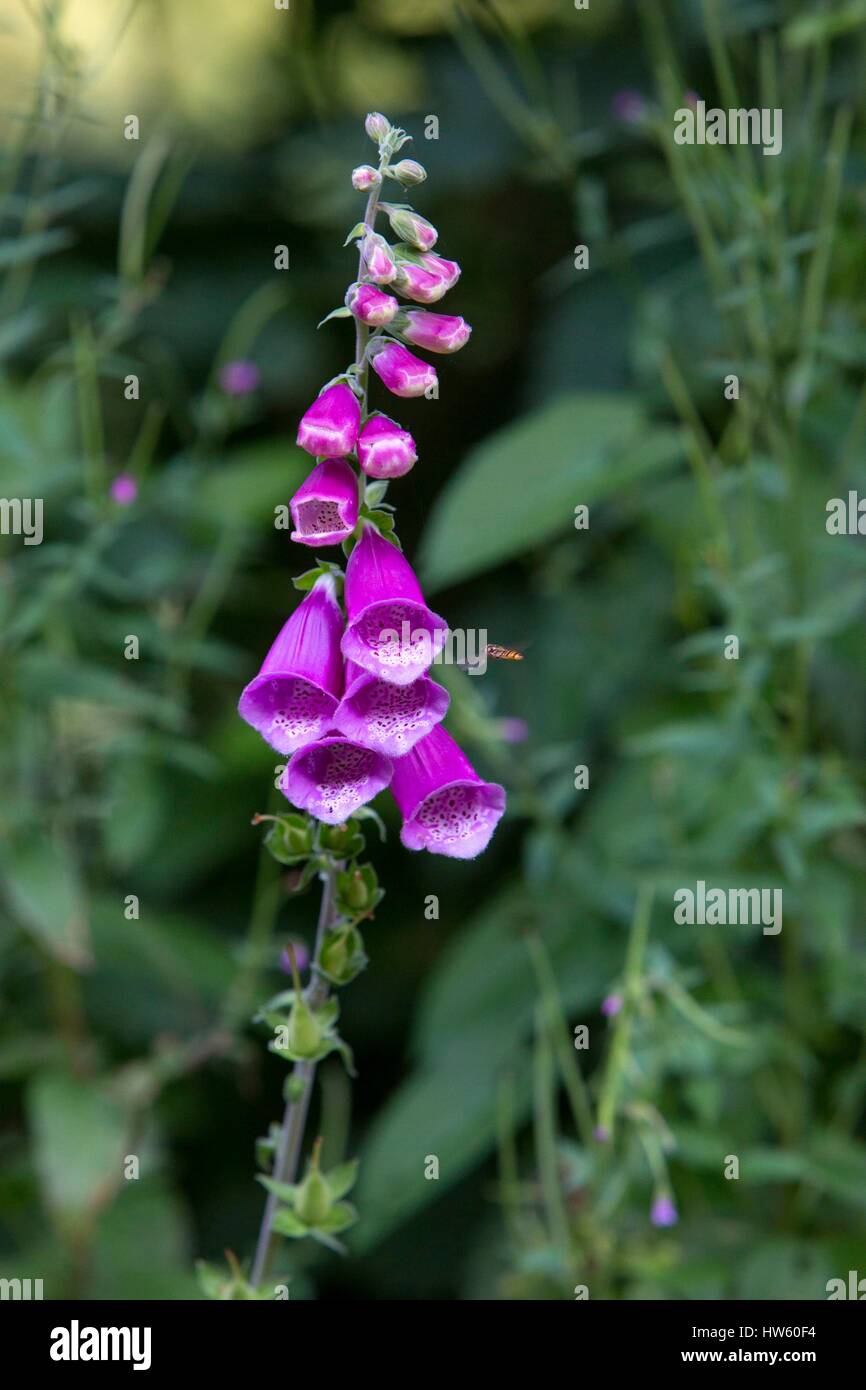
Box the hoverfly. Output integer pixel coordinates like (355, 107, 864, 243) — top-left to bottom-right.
(484, 643, 525, 662)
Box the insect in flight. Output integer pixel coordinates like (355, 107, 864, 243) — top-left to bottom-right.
(484, 643, 525, 662)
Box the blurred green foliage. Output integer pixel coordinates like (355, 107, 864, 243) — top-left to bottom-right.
(1, 0, 866, 1300)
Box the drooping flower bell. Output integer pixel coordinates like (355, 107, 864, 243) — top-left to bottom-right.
(297, 382, 360, 459)
(334, 659, 449, 757)
(369, 340, 437, 398)
(290, 458, 359, 547)
(238, 575, 344, 755)
(345, 282, 398, 327)
(357, 414, 417, 479)
(342, 523, 448, 686)
(281, 735, 392, 825)
(399, 310, 471, 354)
(390, 724, 506, 859)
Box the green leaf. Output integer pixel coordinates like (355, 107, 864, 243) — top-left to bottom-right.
(418, 393, 682, 589)
(26, 1071, 130, 1240)
(1, 829, 91, 968)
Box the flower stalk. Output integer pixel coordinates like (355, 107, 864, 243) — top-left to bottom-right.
(233, 111, 504, 1296)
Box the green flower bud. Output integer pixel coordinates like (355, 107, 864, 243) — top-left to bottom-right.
(287, 996, 322, 1058)
(295, 1139, 332, 1225)
(344, 869, 372, 912)
(264, 814, 312, 864)
(318, 924, 366, 985)
(390, 159, 427, 185)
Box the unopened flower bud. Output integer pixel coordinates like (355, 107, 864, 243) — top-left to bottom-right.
(390, 159, 427, 186)
(357, 413, 417, 479)
(369, 340, 437, 398)
(345, 281, 398, 327)
(386, 208, 438, 252)
(365, 112, 391, 144)
(352, 164, 381, 192)
(400, 309, 471, 354)
(295, 1146, 332, 1225)
(360, 231, 397, 285)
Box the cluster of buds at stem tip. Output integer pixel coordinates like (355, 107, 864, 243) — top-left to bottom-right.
(239, 113, 506, 861)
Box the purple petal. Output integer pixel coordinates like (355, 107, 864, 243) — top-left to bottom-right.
(290, 458, 359, 547)
(390, 724, 505, 859)
(238, 576, 344, 754)
(282, 735, 393, 824)
(334, 661, 449, 756)
(342, 525, 447, 686)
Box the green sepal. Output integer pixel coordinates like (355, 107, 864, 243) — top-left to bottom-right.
(292, 559, 344, 593)
(317, 305, 352, 328)
(353, 805, 387, 842)
(257, 1175, 298, 1203)
(343, 220, 367, 247)
(263, 813, 312, 865)
(316, 922, 368, 986)
(272, 1209, 309, 1239)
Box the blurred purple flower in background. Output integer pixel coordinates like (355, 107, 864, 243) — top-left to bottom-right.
(110, 474, 137, 505)
(218, 360, 261, 396)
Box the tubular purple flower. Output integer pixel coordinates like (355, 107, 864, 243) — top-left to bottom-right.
(399, 310, 471, 354)
(345, 282, 398, 327)
(392, 262, 449, 305)
(296, 382, 360, 458)
(390, 725, 506, 859)
(357, 414, 417, 479)
(360, 232, 397, 284)
(342, 523, 448, 686)
(384, 207, 438, 252)
(238, 575, 344, 755)
(290, 458, 359, 547)
(281, 735, 393, 825)
(334, 659, 449, 757)
(369, 340, 437, 398)
(352, 165, 381, 192)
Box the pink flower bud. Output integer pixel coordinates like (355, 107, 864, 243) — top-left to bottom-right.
(296, 382, 361, 458)
(357, 413, 418, 479)
(419, 253, 461, 290)
(365, 112, 391, 143)
(390, 159, 426, 186)
(386, 208, 438, 252)
(289, 458, 359, 547)
(369, 341, 437, 398)
(352, 164, 381, 192)
(400, 310, 471, 354)
(345, 282, 398, 327)
(393, 262, 449, 304)
(360, 232, 397, 284)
